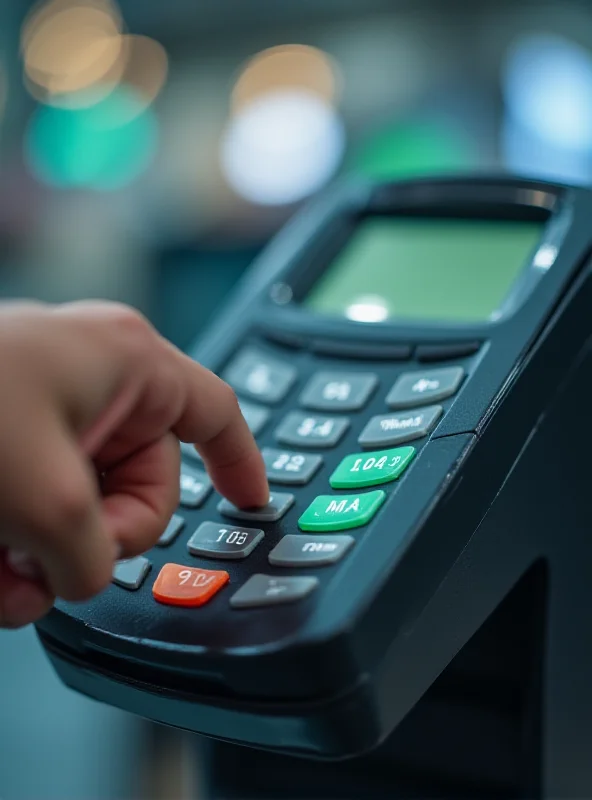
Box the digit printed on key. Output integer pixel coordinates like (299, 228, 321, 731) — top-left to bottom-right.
(153, 564, 229, 607)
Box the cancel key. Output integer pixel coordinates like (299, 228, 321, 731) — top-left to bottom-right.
(358, 405, 442, 448)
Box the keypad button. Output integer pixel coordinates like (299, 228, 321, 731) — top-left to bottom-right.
(112, 557, 151, 590)
(386, 367, 464, 409)
(300, 372, 378, 411)
(230, 574, 319, 609)
(358, 406, 442, 448)
(157, 514, 185, 547)
(152, 564, 229, 607)
(275, 411, 349, 449)
(217, 492, 294, 523)
(261, 448, 322, 485)
(180, 468, 212, 508)
(222, 347, 297, 404)
(188, 522, 264, 560)
(298, 490, 386, 532)
(330, 446, 415, 490)
(268, 534, 354, 567)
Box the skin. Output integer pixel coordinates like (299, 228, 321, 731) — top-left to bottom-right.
(0, 301, 269, 628)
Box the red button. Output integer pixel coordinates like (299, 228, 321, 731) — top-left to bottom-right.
(152, 563, 229, 607)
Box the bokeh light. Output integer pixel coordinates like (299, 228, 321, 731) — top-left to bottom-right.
(503, 33, 592, 150)
(501, 33, 592, 184)
(220, 89, 345, 206)
(25, 85, 158, 190)
(22, 0, 125, 103)
(231, 44, 341, 112)
(222, 44, 345, 206)
(117, 35, 168, 118)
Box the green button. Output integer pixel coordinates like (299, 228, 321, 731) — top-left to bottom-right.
(329, 446, 415, 489)
(298, 490, 386, 532)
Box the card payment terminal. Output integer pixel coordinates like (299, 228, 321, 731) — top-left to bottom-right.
(35, 176, 592, 797)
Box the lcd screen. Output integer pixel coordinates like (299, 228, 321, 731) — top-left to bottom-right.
(303, 217, 545, 323)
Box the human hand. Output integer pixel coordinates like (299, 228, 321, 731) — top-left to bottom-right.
(0, 301, 268, 628)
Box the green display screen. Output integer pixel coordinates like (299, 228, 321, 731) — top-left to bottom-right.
(303, 217, 545, 323)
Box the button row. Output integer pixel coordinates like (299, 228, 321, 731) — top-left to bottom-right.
(153, 516, 360, 564)
(113, 539, 350, 607)
(179, 443, 415, 522)
(276, 406, 442, 450)
(180, 370, 454, 469)
(223, 347, 465, 411)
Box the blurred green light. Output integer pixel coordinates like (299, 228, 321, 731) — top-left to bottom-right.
(348, 119, 477, 180)
(25, 86, 158, 190)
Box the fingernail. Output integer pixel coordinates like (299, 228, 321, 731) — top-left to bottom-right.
(6, 550, 42, 580)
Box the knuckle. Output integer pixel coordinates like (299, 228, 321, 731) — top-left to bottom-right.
(101, 304, 154, 355)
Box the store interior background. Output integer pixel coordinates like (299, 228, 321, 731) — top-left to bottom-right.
(1, 0, 592, 797)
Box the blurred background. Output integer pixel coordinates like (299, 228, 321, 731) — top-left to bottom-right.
(1, 0, 592, 797)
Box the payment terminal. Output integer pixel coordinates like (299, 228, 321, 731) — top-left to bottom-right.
(36, 176, 592, 798)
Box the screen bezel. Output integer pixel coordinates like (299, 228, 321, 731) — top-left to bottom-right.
(262, 178, 572, 339)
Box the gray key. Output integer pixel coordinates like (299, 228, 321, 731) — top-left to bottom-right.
(223, 348, 297, 404)
(386, 367, 464, 409)
(188, 522, 264, 560)
(262, 448, 322, 485)
(275, 411, 349, 449)
(217, 492, 294, 522)
(269, 534, 354, 567)
(359, 405, 443, 448)
(157, 514, 185, 546)
(230, 574, 319, 608)
(300, 372, 378, 411)
(180, 468, 212, 508)
(112, 557, 151, 590)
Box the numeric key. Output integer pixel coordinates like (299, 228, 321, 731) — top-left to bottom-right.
(261, 448, 322, 485)
(222, 348, 297, 404)
(153, 564, 229, 607)
(330, 447, 415, 489)
(275, 411, 349, 448)
(300, 372, 378, 411)
(188, 522, 264, 560)
(217, 492, 294, 522)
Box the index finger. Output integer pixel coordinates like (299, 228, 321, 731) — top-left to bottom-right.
(170, 349, 269, 509)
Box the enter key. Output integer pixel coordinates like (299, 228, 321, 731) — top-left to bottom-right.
(298, 490, 386, 532)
